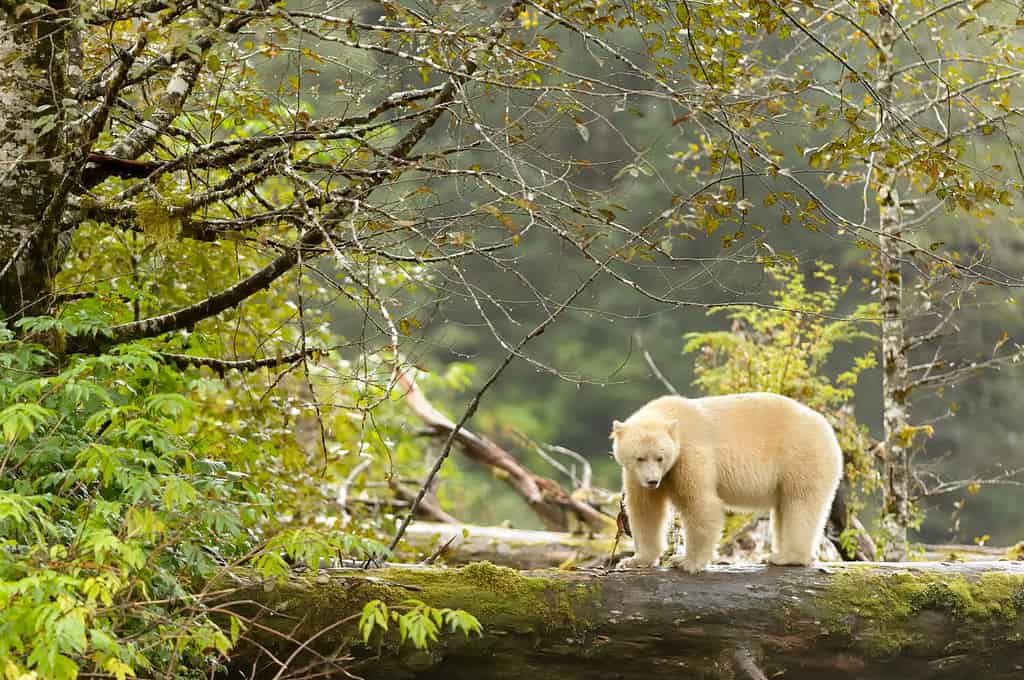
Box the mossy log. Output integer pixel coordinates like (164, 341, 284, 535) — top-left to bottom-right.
(219, 560, 1024, 680)
(398, 522, 629, 569)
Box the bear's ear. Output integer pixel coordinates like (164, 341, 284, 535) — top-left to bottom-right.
(610, 420, 625, 439)
(665, 419, 680, 442)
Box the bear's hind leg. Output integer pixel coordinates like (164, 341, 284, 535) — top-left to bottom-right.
(769, 494, 828, 566)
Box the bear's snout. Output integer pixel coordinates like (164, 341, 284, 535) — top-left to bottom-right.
(644, 478, 660, 489)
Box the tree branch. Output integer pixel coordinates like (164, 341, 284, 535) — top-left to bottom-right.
(70, 70, 468, 352)
(158, 348, 323, 376)
(395, 367, 609, 532)
(635, 333, 680, 395)
(389, 481, 458, 525)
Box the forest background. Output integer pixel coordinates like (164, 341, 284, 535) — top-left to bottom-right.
(3, 0, 1024, 677)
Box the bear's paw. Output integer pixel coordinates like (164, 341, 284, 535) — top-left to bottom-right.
(666, 554, 708, 574)
(767, 552, 813, 566)
(615, 555, 658, 570)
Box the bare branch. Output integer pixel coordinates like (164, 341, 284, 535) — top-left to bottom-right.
(636, 333, 680, 396)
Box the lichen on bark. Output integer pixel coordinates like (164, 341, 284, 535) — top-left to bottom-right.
(0, 2, 75, 320)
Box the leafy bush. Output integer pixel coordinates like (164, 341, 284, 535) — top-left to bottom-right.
(0, 318, 469, 679)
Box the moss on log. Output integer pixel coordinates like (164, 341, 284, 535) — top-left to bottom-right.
(220, 561, 1024, 679)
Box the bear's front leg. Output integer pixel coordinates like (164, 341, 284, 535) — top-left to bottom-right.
(667, 503, 724, 574)
(616, 483, 669, 569)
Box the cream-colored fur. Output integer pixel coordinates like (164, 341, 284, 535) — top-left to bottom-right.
(611, 393, 842, 573)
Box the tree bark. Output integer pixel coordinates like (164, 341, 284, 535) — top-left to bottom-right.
(875, 0, 912, 561)
(0, 2, 74, 320)
(219, 560, 1024, 680)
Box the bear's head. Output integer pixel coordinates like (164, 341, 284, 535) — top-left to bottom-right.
(610, 418, 679, 489)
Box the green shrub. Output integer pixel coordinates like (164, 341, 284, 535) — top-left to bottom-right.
(0, 317, 465, 679)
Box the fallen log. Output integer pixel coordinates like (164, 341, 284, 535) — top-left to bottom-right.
(396, 519, 845, 569)
(398, 522, 630, 569)
(382, 518, 1004, 570)
(220, 560, 1024, 680)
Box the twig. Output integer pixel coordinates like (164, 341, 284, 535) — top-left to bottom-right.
(336, 455, 373, 521)
(421, 533, 459, 565)
(636, 333, 680, 395)
(269, 613, 360, 680)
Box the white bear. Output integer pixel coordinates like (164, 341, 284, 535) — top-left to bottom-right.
(611, 393, 842, 573)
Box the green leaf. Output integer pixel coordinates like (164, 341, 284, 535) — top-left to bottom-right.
(54, 612, 88, 654)
(144, 393, 191, 419)
(359, 600, 388, 644)
(0, 403, 53, 443)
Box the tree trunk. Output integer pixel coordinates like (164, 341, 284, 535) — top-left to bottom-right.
(0, 2, 74, 321)
(219, 560, 1024, 680)
(875, 0, 912, 561)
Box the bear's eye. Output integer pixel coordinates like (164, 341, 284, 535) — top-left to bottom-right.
(655, 457, 663, 463)
(636, 457, 647, 463)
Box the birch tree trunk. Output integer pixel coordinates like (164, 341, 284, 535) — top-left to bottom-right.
(875, 0, 911, 561)
(0, 2, 74, 321)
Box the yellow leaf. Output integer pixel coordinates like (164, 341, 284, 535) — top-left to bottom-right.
(5, 660, 39, 680)
(103, 659, 136, 680)
(518, 9, 539, 29)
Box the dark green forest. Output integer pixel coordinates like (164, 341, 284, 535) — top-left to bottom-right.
(2, 0, 1024, 677)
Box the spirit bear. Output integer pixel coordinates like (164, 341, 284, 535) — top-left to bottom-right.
(612, 393, 842, 573)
